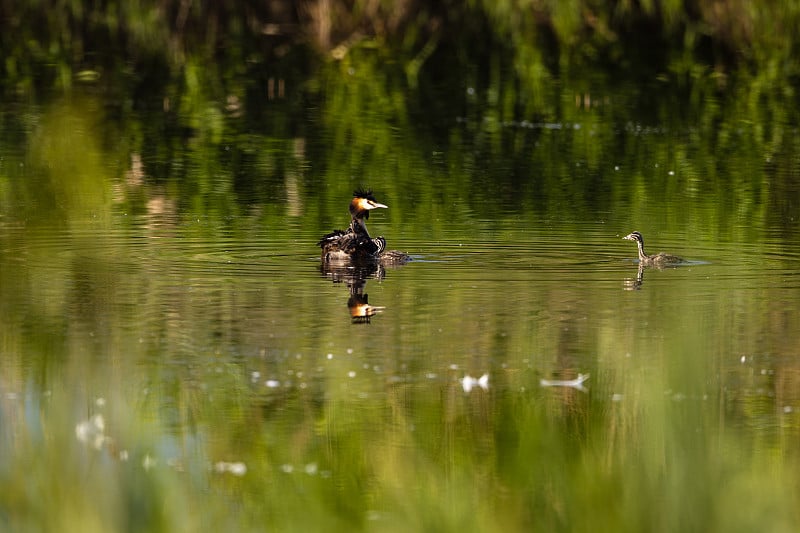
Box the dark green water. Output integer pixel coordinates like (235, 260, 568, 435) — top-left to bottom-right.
(1, 72, 800, 531)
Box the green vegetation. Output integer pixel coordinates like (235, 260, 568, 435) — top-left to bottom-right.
(2, 2, 800, 532)
(3, 0, 800, 105)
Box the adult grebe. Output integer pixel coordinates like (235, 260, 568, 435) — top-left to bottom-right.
(318, 189, 410, 264)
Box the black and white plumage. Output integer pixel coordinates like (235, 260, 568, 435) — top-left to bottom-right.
(623, 231, 684, 266)
(317, 189, 409, 264)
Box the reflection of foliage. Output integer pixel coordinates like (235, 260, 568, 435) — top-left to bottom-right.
(2, 1, 800, 97)
(1, 1, 799, 238)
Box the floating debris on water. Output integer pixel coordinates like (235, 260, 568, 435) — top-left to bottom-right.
(75, 414, 107, 450)
(461, 374, 489, 393)
(540, 373, 589, 392)
(142, 454, 157, 471)
(76, 413, 131, 460)
(214, 461, 247, 476)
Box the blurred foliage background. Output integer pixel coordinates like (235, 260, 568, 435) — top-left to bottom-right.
(3, 0, 800, 90)
(2, 0, 799, 230)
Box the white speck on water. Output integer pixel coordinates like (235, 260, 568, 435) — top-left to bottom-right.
(142, 454, 157, 471)
(348, 371, 357, 378)
(740, 355, 746, 363)
(612, 394, 624, 402)
(265, 380, 280, 388)
(668, 170, 675, 175)
(425, 372, 437, 380)
(280, 464, 293, 473)
(327, 353, 333, 359)
(449, 364, 459, 370)
(228, 463, 247, 476)
(461, 374, 489, 393)
(215, 461, 247, 476)
(784, 406, 793, 413)
(540, 374, 589, 392)
(614, 165, 620, 171)
(251, 371, 261, 382)
(95, 397, 106, 407)
(75, 414, 107, 450)
(304, 463, 318, 475)
(347, 348, 353, 354)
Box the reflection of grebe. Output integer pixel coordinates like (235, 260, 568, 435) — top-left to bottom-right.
(318, 189, 410, 264)
(623, 231, 684, 266)
(623, 265, 645, 291)
(348, 292, 385, 324)
(320, 262, 386, 324)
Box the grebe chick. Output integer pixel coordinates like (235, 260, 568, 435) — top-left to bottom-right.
(623, 231, 684, 266)
(318, 189, 410, 264)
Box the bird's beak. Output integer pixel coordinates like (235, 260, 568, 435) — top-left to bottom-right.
(366, 200, 388, 210)
(622, 234, 633, 240)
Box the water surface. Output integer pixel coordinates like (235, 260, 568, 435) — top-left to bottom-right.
(2, 82, 800, 531)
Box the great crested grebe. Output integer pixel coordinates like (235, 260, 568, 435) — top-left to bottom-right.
(623, 231, 684, 266)
(318, 189, 410, 264)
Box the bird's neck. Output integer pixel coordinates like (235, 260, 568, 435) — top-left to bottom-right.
(351, 217, 370, 237)
(637, 241, 649, 261)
